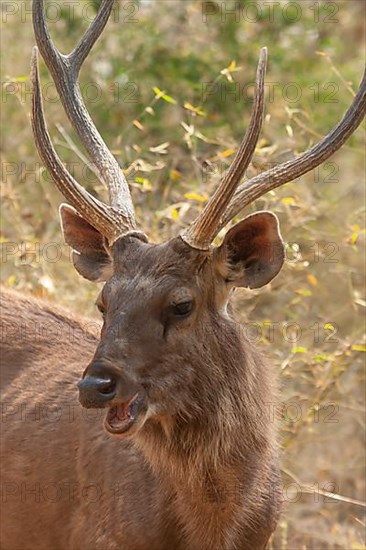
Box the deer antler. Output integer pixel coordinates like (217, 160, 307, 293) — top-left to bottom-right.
(181, 48, 268, 250)
(32, 0, 365, 248)
(182, 57, 366, 249)
(220, 66, 366, 230)
(31, 0, 136, 244)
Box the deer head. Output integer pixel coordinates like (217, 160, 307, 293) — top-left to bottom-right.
(31, 0, 366, 437)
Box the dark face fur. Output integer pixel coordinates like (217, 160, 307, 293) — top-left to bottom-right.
(83, 237, 212, 436)
(61, 205, 285, 438)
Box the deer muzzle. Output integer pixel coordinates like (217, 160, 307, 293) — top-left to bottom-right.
(77, 363, 148, 437)
(77, 376, 117, 408)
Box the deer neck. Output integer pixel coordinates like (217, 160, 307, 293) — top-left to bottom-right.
(135, 335, 278, 548)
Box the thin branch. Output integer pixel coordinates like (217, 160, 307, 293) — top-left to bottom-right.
(282, 467, 366, 508)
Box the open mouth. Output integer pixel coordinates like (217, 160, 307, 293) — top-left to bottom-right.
(104, 393, 144, 435)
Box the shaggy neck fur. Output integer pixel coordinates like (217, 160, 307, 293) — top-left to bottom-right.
(135, 316, 280, 550)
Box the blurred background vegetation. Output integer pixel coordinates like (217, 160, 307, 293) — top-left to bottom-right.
(1, 0, 365, 548)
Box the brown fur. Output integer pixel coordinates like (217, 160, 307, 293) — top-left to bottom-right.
(0, 235, 282, 549)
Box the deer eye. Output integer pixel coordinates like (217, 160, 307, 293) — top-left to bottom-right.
(172, 300, 193, 317)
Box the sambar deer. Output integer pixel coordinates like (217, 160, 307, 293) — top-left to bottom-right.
(1, 1, 365, 548)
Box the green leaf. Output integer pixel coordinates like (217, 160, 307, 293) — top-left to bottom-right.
(351, 344, 366, 352)
(153, 87, 177, 104)
(13, 76, 29, 83)
(184, 192, 207, 202)
(292, 346, 307, 354)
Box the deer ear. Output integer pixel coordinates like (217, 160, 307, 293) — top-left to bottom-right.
(215, 211, 285, 289)
(59, 204, 113, 282)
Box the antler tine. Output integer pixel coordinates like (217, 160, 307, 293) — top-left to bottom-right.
(32, 0, 136, 229)
(181, 47, 268, 250)
(219, 65, 366, 231)
(70, 1, 114, 74)
(31, 47, 125, 244)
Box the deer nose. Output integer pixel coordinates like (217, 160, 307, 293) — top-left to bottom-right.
(77, 376, 117, 408)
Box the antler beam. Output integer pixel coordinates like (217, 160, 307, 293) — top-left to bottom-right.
(219, 66, 366, 230)
(31, 47, 128, 243)
(181, 48, 268, 250)
(32, 0, 136, 240)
